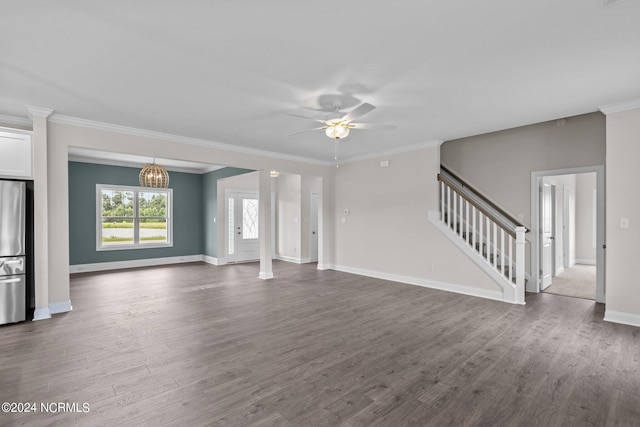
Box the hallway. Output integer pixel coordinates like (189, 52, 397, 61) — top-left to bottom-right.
(545, 264, 596, 300)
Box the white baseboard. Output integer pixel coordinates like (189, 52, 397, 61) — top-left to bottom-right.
(317, 263, 331, 270)
(331, 264, 504, 303)
(202, 255, 222, 266)
(575, 259, 597, 266)
(70, 255, 204, 273)
(49, 300, 73, 314)
(604, 310, 640, 328)
(258, 271, 274, 280)
(32, 307, 51, 321)
(276, 254, 311, 264)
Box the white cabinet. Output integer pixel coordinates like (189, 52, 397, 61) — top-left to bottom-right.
(0, 129, 32, 178)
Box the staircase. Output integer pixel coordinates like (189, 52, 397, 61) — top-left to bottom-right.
(433, 167, 528, 304)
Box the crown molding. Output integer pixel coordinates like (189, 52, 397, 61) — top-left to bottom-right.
(0, 114, 32, 128)
(26, 106, 54, 119)
(49, 114, 332, 167)
(339, 139, 444, 164)
(599, 98, 640, 115)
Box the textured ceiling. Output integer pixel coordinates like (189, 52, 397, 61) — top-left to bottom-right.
(2, 0, 639, 164)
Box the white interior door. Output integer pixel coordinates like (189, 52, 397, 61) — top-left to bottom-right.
(540, 180, 554, 290)
(309, 192, 319, 262)
(227, 191, 260, 263)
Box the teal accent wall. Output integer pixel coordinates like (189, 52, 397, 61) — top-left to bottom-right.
(202, 167, 254, 257)
(68, 162, 204, 264)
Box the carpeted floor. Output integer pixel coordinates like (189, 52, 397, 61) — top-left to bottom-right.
(544, 264, 596, 300)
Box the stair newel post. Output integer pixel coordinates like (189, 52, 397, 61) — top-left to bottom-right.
(515, 226, 527, 304)
(508, 235, 513, 283)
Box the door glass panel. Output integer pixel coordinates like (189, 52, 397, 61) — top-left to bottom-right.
(242, 198, 259, 239)
(228, 198, 234, 255)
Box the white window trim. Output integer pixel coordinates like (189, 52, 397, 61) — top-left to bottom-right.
(96, 184, 173, 251)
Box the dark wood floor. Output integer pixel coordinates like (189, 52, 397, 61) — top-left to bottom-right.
(1, 261, 639, 426)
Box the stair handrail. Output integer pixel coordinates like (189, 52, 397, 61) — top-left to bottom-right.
(439, 166, 529, 236)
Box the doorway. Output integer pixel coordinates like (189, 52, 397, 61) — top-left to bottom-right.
(226, 191, 260, 263)
(531, 166, 604, 302)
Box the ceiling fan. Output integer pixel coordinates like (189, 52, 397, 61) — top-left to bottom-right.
(288, 102, 397, 141)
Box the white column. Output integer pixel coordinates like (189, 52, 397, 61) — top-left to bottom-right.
(27, 106, 54, 320)
(515, 226, 527, 305)
(258, 169, 274, 280)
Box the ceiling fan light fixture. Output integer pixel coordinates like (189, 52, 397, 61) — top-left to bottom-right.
(325, 123, 350, 140)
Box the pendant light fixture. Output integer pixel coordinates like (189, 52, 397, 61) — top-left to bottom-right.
(139, 158, 169, 188)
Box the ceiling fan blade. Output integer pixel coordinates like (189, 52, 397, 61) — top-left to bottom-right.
(288, 126, 326, 136)
(342, 103, 375, 123)
(286, 113, 325, 123)
(351, 123, 398, 131)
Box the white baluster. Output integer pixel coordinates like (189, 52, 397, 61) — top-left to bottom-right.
(492, 221, 497, 268)
(486, 216, 491, 263)
(441, 181, 445, 223)
(472, 206, 477, 251)
(465, 199, 470, 244)
(500, 228, 505, 275)
(447, 186, 451, 228)
(478, 211, 483, 257)
(453, 190, 457, 236)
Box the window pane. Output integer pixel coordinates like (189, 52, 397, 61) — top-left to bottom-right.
(139, 192, 167, 217)
(242, 198, 259, 239)
(101, 190, 134, 217)
(139, 218, 167, 244)
(101, 218, 134, 245)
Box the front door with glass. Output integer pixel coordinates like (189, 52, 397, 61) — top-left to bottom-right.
(226, 191, 260, 263)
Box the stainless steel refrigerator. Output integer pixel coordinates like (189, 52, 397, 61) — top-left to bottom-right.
(0, 180, 30, 324)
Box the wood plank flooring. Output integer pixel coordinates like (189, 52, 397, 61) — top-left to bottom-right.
(1, 261, 639, 426)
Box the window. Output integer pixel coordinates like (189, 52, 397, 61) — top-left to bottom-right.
(96, 184, 172, 250)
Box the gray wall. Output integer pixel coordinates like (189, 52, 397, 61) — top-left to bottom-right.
(68, 161, 204, 264)
(202, 167, 254, 258)
(440, 112, 606, 228)
(605, 107, 640, 319)
(333, 146, 502, 295)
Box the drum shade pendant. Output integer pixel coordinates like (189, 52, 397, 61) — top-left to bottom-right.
(139, 159, 169, 188)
